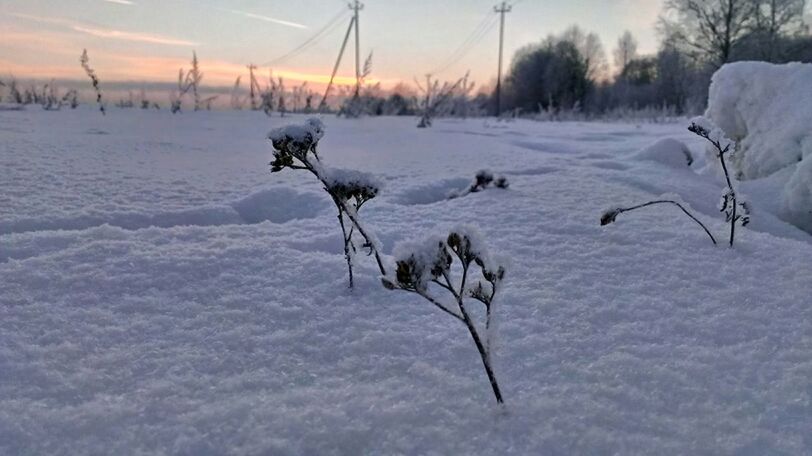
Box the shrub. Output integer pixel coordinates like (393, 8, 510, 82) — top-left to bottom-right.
(382, 226, 507, 404)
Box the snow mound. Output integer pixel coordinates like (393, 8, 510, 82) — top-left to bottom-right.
(706, 62, 812, 232)
(1, 188, 328, 234)
(395, 178, 473, 205)
(633, 138, 694, 168)
(230, 187, 330, 224)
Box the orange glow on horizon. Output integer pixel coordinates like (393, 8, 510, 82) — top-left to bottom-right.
(1, 53, 395, 89)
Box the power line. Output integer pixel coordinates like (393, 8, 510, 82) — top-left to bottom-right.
(259, 8, 351, 67)
(428, 11, 498, 76)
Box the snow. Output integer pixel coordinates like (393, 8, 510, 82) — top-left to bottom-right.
(632, 138, 694, 168)
(2, 109, 812, 454)
(320, 167, 383, 197)
(706, 62, 812, 232)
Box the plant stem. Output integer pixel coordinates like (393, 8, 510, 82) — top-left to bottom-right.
(458, 298, 504, 404)
(619, 200, 718, 245)
(455, 262, 504, 404)
(335, 208, 354, 289)
(301, 158, 388, 277)
(717, 150, 737, 247)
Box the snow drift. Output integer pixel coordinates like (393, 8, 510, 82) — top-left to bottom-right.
(706, 62, 812, 232)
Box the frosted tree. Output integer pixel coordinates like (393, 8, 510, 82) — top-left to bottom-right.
(382, 227, 507, 404)
(561, 25, 608, 82)
(614, 31, 639, 75)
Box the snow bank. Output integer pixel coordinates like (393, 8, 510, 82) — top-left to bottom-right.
(706, 62, 812, 232)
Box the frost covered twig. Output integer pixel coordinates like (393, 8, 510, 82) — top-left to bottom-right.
(601, 200, 717, 245)
(268, 119, 386, 287)
(688, 117, 750, 247)
(382, 227, 507, 404)
(80, 49, 105, 115)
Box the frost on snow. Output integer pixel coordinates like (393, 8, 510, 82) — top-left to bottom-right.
(706, 62, 812, 232)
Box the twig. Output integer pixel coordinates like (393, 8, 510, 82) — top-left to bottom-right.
(602, 200, 718, 245)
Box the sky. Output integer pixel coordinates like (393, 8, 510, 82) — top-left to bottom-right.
(0, 0, 667, 90)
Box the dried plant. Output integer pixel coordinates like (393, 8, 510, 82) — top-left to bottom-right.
(601, 117, 751, 247)
(688, 117, 750, 247)
(382, 227, 507, 404)
(448, 170, 509, 200)
(415, 73, 469, 128)
(80, 49, 105, 115)
(268, 119, 387, 287)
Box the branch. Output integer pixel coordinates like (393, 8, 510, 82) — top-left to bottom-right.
(601, 200, 718, 245)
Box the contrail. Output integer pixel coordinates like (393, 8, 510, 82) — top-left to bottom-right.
(229, 9, 308, 30)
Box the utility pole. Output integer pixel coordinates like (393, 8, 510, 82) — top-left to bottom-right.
(351, 0, 364, 97)
(319, 16, 356, 110)
(494, 1, 511, 117)
(319, 1, 363, 111)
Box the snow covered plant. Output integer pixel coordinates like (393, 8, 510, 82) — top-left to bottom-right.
(688, 117, 750, 247)
(448, 170, 509, 200)
(268, 118, 386, 287)
(382, 227, 507, 404)
(601, 117, 751, 247)
(80, 49, 105, 115)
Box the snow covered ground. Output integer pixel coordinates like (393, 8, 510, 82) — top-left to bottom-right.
(2, 108, 811, 455)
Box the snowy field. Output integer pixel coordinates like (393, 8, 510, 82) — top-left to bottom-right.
(2, 108, 811, 455)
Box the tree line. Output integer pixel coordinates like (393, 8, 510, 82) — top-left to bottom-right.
(502, 0, 810, 117)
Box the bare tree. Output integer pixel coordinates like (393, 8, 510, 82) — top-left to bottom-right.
(751, 0, 808, 61)
(614, 31, 639, 75)
(664, 0, 757, 64)
(561, 25, 608, 82)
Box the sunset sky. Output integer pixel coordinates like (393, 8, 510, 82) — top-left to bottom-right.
(1, 0, 667, 90)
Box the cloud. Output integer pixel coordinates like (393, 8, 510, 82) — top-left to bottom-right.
(229, 9, 308, 29)
(101, 0, 135, 5)
(6, 12, 197, 47)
